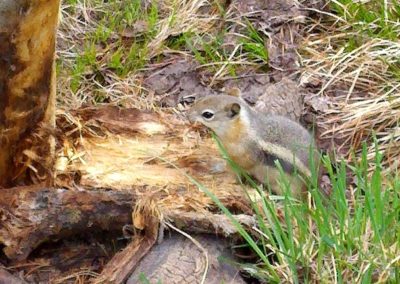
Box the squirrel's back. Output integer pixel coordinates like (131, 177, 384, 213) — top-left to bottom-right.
(247, 112, 315, 173)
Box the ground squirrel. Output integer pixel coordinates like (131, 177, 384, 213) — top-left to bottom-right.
(188, 94, 318, 198)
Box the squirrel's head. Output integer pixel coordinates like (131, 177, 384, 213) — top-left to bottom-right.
(187, 95, 246, 137)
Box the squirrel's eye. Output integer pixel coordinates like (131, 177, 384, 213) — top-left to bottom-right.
(202, 111, 214, 120)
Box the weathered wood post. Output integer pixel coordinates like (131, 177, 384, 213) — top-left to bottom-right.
(0, 0, 60, 187)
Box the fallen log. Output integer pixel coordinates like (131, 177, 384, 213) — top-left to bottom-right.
(0, 186, 255, 263)
(0, 185, 133, 261)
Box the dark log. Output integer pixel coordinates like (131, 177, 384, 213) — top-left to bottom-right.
(0, 185, 133, 261)
(0, 186, 255, 265)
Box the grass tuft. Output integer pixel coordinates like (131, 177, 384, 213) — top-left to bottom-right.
(194, 134, 400, 283)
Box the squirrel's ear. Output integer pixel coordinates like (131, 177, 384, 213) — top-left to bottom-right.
(227, 103, 241, 118)
(224, 87, 241, 98)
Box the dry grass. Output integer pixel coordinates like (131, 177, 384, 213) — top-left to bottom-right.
(300, 0, 400, 172)
(56, 0, 282, 111)
(147, 0, 218, 57)
(57, 1, 145, 109)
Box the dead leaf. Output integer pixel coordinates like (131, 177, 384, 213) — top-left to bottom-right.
(255, 77, 303, 121)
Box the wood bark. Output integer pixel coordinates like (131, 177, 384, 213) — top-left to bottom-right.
(0, 185, 133, 261)
(0, 0, 59, 187)
(0, 186, 255, 263)
(94, 211, 160, 284)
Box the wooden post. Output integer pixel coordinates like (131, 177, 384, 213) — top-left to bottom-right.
(0, 0, 60, 187)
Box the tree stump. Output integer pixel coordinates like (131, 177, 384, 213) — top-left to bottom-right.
(0, 0, 60, 187)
